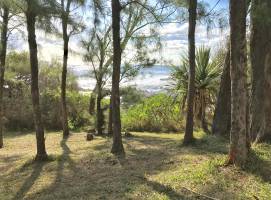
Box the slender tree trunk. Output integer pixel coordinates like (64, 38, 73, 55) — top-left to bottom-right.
(26, 6, 47, 161)
(228, 0, 248, 166)
(89, 88, 96, 115)
(262, 51, 271, 141)
(184, 0, 197, 145)
(0, 7, 9, 149)
(61, 20, 70, 138)
(201, 95, 209, 133)
(250, 0, 271, 142)
(96, 82, 103, 135)
(108, 96, 113, 136)
(111, 0, 124, 155)
(212, 47, 231, 137)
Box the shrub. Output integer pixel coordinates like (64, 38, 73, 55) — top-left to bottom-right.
(3, 52, 91, 131)
(122, 93, 184, 132)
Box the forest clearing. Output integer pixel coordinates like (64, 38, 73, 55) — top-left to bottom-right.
(1, 131, 270, 200)
(1, 0, 271, 199)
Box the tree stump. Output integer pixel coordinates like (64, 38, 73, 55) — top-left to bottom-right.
(124, 132, 133, 137)
(86, 133, 94, 141)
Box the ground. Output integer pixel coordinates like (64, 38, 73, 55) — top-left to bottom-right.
(0, 131, 271, 200)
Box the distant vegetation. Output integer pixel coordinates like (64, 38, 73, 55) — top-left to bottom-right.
(3, 51, 91, 131)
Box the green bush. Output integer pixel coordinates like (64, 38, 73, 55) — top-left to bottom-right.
(122, 93, 184, 132)
(3, 52, 91, 131)
(67, 91, 91, 130)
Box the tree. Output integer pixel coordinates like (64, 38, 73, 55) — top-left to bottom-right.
(83, 1, 163, 136)
(183, 0, 197, 145)
(212, 46, 231, 137)
(0, 3, 9, 148)
(228, 0, 248, 166)
(59, 0, 85, 138)
(21, 0, 58, 161)
(212, 2, 250, 138)
(83, 25, 112, 135)
(111, 0, 125, 155)
(172, 46, 222, 133)
(25, 0, 47, 160)
(250, 0, 271, 142)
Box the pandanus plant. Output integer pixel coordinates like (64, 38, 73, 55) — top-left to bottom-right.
(171, 46, 223, 133)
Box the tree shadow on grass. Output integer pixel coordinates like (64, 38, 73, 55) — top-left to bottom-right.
(23, 133, 232, 200)
(244, 150, 271, 183)
(12, 161, 46, 200)
(190, 134, 229, 155)
(35, 138, 78, 196)
(52, 138, 76, 187)
(8, 138, 77, 200)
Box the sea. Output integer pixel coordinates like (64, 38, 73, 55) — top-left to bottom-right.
(68, 65, 173, 94)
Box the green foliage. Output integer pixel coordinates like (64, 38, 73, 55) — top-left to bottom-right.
(6, 51, 30, 77)
(3, 79, 34, 130)
(120, 86, 145, 109)
(122, 93, 183, 132)
(3, 52, 90, 131)
(171, 46, 223, 118)
(66, 91, 91, 130)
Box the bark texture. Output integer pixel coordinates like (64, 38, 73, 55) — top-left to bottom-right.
(250, 0, 271, 142)
(263, 52, 271, 141)
(228, 0, 248, 166)
(26, 3, 47, 161)
(96, 83, 103, 135)
(108, 96, 113, 136)
(61, 0, 71, 138)
(96, 38, 106, 136)
(184, 0, 197, 144)
(212, 48, 231, 137)
(111, 0, 124, 155)
(0, 7, 9, 149)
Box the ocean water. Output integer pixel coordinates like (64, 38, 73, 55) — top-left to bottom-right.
(68, 65, 173, 93)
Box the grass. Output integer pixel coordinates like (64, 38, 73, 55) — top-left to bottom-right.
(0, 131, 271, 200)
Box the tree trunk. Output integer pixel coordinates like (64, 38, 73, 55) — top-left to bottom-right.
(89, 88, 96, 115)
(200, 95, 209, 134)
(26, 6, 47, 161)
(184, 0, 197, 145)
(228, 0, 248, 166)
(108, 96, 113, 136)
(250, 0, 271, 142)
(96, 82, 103, 135)
(0, 7, 9, 149)
(262, 51, 271, 141)
(212, 48, 231, 137)
(61, 19, 70, 138)
(111, 0, 124, 155)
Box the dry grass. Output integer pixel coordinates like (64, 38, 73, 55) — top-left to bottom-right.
(0, 131, 271, 200)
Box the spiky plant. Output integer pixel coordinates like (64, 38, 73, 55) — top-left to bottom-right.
(171, 46, 223, 133)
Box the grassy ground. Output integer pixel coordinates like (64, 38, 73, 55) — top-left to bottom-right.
(0, 131, 270, 200)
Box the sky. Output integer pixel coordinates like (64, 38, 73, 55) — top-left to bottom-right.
(8, 0, 230, 67)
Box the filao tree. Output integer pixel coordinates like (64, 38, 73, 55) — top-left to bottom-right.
(59, 0, 85, 138)
(110, 0, 172, 154)
(228, 0, 248, 166)
(250, 0, 271, 142)
(25, 0, 48, 160)
(212, 46, 231, 137)
(111, 0, 125, 155)
(84, 0, 167, 136)
(17, 0, 58, 161)
(0, 1, 9, 149)
(183, 0, 197, 145)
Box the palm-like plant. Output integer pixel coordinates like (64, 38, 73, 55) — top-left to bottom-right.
(171, 46, 223, 133)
